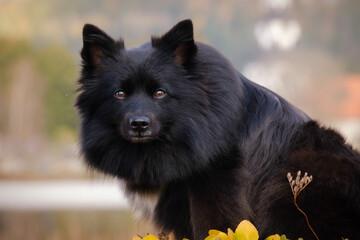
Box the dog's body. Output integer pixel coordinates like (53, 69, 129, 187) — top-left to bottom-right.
(76, 20, 360, 239)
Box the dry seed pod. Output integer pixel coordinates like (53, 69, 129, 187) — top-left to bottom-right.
(300, 178, 305, 188)
(288, 176, 293, 182)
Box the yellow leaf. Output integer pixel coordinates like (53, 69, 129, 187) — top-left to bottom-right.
(209, 230, 223, 235)
(234, 220, 259, 240)
(206, 229, 229, 240)
(227, 228, 234, 240)
(204, 235, 222, 240)
(265, 234, 280, 240)
(142, 234, 160, 240)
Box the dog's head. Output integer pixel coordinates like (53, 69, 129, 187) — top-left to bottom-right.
(77, 20, 198, 143)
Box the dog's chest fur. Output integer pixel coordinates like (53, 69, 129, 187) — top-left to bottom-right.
(126, 190, 161, 221)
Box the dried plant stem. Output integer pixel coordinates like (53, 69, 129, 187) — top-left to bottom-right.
(287, 171, 319, 240)
(293, 182, 319, 240)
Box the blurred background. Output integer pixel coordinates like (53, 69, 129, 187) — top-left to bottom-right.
(0, 0, 359, 239)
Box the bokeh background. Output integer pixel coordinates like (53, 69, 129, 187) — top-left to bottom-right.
(0, 0, 359, 239)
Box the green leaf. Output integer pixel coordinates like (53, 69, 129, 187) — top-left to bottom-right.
(280, 235, 287, 240)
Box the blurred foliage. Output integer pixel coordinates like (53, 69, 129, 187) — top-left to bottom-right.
(0, 40, 32, 89)
(0, 39, 77, 140)
(35, 46, 77, 140)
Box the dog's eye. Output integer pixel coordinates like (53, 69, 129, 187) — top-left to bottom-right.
(154, 89, 166, 99)
(114, 90, 126, 99)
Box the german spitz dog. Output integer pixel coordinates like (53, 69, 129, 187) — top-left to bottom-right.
(76, 20, 360, 239)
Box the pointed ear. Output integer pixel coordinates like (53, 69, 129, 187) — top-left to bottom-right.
(152, 19, 197, 66)
(81, 24, 123, 68)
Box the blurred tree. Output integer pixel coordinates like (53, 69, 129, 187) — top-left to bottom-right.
(0, 40, 77, 142)
(0, 40, 34, 136)
(35, 46, 78, 141)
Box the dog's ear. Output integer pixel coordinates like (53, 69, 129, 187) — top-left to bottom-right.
(81, 24, 124, 69)
(152, 19, 197, 66)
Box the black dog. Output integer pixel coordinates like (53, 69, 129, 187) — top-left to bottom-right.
(76, 20, 360, 239)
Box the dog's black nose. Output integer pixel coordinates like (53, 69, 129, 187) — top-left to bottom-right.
(129, 116, 150, 132)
